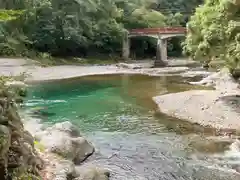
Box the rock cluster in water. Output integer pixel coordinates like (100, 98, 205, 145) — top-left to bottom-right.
(0, 79, 110, 180)
(31, 121, 110, 180)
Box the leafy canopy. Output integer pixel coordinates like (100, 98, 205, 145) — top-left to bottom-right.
(183, 0, 240, 72)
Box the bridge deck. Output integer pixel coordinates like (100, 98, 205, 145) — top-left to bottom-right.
(129, 27, 186, 35)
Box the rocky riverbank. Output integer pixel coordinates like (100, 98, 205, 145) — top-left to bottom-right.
(0, 80, 43, 179)
(0, 67, 111, 179)
(1, 58, 240, 179)
(15, 85, 110, 180)
(22, 118, 110, 180)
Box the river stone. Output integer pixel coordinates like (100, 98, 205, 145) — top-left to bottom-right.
(52, 121, 80, 137)
(74, 166, 110, 180)
(52, 160, 79, 180)
(36, 121, 94, 164)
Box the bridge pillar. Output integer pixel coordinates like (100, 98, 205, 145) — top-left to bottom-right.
(162, 38, 168, 61)
(155, 38, 167, 67)
(122, 30, 130, 60)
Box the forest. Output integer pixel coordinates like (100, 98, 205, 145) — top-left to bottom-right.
(0, 0, 202, 60)
(1, 0, 239, 75)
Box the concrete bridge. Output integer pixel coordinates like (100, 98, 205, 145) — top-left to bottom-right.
(122, 27, 187, 66)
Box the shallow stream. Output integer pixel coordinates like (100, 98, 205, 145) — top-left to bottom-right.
(24, 74, 240, 180)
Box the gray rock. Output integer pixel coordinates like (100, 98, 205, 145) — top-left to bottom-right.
(75, 166, 110, 180)
(52, 160, 79, 180)
(71, 137, 95, 164)
(52, 121, 80, 137)
(36, 121, 94, 164)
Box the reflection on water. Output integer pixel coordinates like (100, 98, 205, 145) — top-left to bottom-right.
(25, 74, 240, 179)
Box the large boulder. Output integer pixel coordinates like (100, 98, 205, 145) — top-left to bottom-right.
(35, 121, 94, 164)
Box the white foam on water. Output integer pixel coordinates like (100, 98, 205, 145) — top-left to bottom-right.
(25, 102, 42, 106)
(191, 138, 240, 177)
(229, 140, 240, 152)
(212, 139, 240, 174)
(25, 99, 67, 106)
(51, 100, 67, 103)
(224, 139, 240, 159)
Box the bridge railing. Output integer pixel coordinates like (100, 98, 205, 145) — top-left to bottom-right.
(129, 27, 186, 34)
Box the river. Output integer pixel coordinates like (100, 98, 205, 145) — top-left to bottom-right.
(23, 74, 240, 180)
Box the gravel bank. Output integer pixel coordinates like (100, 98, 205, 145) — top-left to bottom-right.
(153, 69, 240, 130)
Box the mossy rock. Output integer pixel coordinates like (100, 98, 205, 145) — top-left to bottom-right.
(230, 68, 240, 79)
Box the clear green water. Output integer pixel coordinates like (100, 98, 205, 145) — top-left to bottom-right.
(25, 74, 212, 134)
(24, 74, 240, 180)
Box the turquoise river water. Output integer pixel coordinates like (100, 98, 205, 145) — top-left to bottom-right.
(24, 74, 240, 180)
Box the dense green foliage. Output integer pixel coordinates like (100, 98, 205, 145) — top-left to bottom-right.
(0, 0, 202, 60)
(183, 0, 240, 75)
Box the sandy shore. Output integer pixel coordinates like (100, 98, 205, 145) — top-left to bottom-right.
(0, 58, 199, 82)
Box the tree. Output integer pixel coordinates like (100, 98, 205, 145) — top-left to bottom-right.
(0, 0, 203, 59)
(183, 0, 240, 77)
